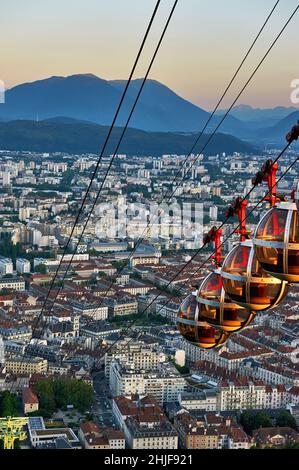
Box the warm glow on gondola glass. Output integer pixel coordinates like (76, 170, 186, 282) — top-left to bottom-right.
(253, 202, 299, 283)
(177, 292, 228, 349)
(197, 270, 255, 332)
(221, 240, 288, 311)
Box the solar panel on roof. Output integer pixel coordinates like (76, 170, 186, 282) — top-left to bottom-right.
(29, 416, 45, 430)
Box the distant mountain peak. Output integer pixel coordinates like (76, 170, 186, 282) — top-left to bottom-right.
(0, 74, 245, 134)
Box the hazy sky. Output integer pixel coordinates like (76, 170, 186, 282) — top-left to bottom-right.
(1, 0, 299, 110)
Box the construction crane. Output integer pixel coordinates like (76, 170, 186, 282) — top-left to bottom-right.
(0, 417, 28, 449)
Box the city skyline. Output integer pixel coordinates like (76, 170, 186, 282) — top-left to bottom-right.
(0, 0, 298, 455)
(2, 0, 299, 109)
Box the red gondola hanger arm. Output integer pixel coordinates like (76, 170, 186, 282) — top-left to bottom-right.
(226, 197, 249, 242)
(203, 226, 222, 267)
(264, 160, 278, 207)
(251, 122, 299, 207)
(252, 159, 279, 207)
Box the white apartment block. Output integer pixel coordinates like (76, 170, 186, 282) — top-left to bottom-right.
(250, 363, 299, 387)
(126, 420, 178, 450)
(105, 343, 166, 380)
(56, 253, 89, 262)
(16, 258, 31, 274)
(218, 381, 266, 411)
(110, 362, 186, 405)
(181, 339, 219, 364)
(265, 385, 288, 409)
(179, 391, 217, 412)
(44, 162, 68, 173)
(72, 301, 108, 321)
(34, 258, 56, 269)
(0, 258, 13, 275)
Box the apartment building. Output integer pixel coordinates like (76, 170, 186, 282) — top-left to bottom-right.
(16, 258, 31, 274)
(125, 417, 178, 449)
(6, 357, 48, 374)
(110, 361, 186, 405)
(112, 395, 178, 449)
(179, 391, 217, 412)
(218, 380, 266, 411)
(0, 326, 31, 341)
(0, 277, 25, 291)
(156, 298, 180, 323)
(107, 295, 138, 317)
(174, 413, 219, 449)
(71, 300, 108, 321)
(105, 341, 166, 380)
(78, 422, 125, 449)
(0, 257, 13, 275)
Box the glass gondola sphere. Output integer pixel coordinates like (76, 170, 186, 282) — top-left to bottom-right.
(253, 202, 299, 283)
(177, 291, 228, 349)
(221, 240, 288, 311)
(197, 270, 256, 333)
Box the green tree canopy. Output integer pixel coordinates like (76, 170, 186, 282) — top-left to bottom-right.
(35, 263, 47, 274)
(0, 391, 20, 417)
(276, 411, 297, 430)
(240, 410, 272, 435)
(33, 378, 93, 415)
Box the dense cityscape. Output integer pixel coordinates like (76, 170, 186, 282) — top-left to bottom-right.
(1, 0, 299, 461)
(0, 146, 298, 450)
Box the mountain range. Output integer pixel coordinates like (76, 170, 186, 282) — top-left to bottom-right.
(0, 74, 298, 147)
(0, 119, 256, 156)
(217, 104, 298, 125)
(0, 74, 246, 135)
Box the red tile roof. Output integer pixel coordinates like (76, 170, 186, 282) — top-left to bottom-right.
(23, 387, 39, 405)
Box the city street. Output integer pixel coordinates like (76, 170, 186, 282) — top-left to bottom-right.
(92, 370, 117, 428)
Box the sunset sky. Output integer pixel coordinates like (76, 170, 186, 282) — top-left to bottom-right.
(1, 0, 299, 110)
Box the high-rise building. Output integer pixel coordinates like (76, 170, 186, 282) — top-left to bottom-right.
(16, 258, 31, 274)
(0, 257, 13, 275)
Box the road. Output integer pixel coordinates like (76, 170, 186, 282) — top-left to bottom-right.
(92, 370, 117, 428)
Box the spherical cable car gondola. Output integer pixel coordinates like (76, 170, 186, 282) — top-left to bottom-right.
(197, 269, 256, 333)
(177, 290, 228, 349)
(253, 202, 299, 283)
(221, 240, 288, 311)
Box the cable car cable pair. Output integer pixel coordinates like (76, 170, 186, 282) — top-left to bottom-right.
(35, 1, 299, 343)
(27, 3, 299, 365)
(15, 0, 177, 374)
(84, 0, 286, 316)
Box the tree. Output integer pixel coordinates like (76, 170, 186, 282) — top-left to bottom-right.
(33, 379, 56, 415)
(254, 411, 273, 430)
(35, 263, 47, 274)
(282, 443, 299, 449)
(240, 410, 272, 435)
(276, 411, 297, 430)
(0, 391, 20, 417)
(33, 378, 93, 415)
